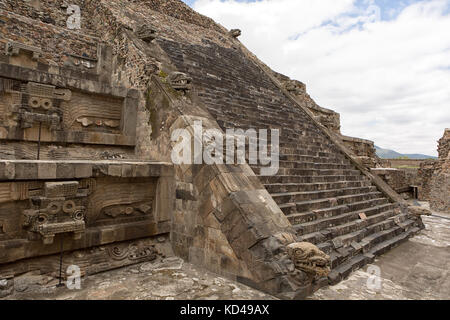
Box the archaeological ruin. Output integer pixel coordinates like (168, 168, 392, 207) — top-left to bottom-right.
(0, 0, 445, 300)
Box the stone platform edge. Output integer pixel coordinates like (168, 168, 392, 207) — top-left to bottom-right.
(0, 160, 174, 181)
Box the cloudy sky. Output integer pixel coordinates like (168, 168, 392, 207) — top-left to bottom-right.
(181, 0, 450, 156)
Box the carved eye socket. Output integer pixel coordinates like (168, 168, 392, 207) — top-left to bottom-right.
(37, 214, 48, 224)
(63, 200, 76, 214)
(29, 97, 40, 109)
(47, 202, 62, 214)
(41, 99, 52, 110)
(72, 210, 84, 221)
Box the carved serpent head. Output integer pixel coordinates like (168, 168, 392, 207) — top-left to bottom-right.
(168, 72, 192, 91)
(287, 242, 331, 277)
(284, 80, 306, 96)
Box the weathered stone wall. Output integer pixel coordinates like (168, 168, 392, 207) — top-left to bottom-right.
(418, 160, 439, 201)
(0, 9, 99, 66)
(371, 168, 419, 199)
(0, 1, 177, 294)
(404, 168, 420, 187)
(0, 0, 97, 34)
(437, 129, 450, 160)
(387, 159, 426, 168)
(0, 52, 140, 160)
(341, 135, 380, 168)
(430, 170, 450, 212)
(0, 160, 174, 275)
(343, 137, 375, 157)
(429, 129, 450, 212)
(370, 169, 406, 192)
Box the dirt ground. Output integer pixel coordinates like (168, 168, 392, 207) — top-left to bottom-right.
(2, 203, 449, 300)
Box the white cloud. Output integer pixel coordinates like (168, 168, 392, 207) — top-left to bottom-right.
(192, 0, 450, 156)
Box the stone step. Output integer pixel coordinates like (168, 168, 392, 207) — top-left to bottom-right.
(215, 108, 304, 125)
(327, 222, 420, 284)
(279, 154, 348, 164)
(253, 166, 362, 177)
(277, 161, 353, 170)
(325, 210, 399, 238)
(216, 117, 324, 136)
(328, 253, 368, 282)
(248, 132, 334, 143)
(232, 132, 332, 146)
(294, 208, 396, 236)
(325, 212, 408, 249)
(271, 186, 378, 204)
(282, 150, 347, 159)
(259, 174, 370, 185)
(287, 202, 395, 226)
(236, 144, 341, 158)
(314, 214, 408, 255)
(326, 218, 411, 265)
(279, 195, 388, 216)
(279, 145, 341, 155)
(243, 144, 341, 156)
(215, 113, 328, 135)
(264, 180, 373, 193)
(277, 139, 336, 149)
(368, 225, 421, 257)
(238, 152, 347, 164)
(218, 123, 326, 142)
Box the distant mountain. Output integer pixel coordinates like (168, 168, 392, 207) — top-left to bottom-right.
(375, 146, 437, 160)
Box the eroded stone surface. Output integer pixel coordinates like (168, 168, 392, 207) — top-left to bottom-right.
(0, 0, 440, 300)
(311, 205, 450, 300)
(2, 203, 448, 300)
(3, 258, 275, 300)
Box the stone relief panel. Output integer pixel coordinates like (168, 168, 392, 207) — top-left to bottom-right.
(0, 76, 137, 146)
(0, 160, 174, 267)
(61, 91, 122, 134)
(87, 177, 157, 226)
(0, 177, 158, 245)
(0, 236, 173, 281)
(22, 181, 87, 245)
(3, 41, 43, 69)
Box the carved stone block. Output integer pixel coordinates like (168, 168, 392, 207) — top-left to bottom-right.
(135, 25, 157, 43)
(168, 72, 192, 91)
(0, 160, 174, 264)
(229, 29, 242, 38)
(287, 242, 330, 277)
(5, 42, 42, 61)
(0, 74, 137, 146)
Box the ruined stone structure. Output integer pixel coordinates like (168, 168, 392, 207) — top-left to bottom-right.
(0, 0, 425, 299)
(371, 168, 414, 199)
(418, 160, 439, 201)
(428, 129, 450, 212)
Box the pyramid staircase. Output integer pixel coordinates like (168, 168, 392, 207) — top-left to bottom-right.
(158, 38, 422, 283)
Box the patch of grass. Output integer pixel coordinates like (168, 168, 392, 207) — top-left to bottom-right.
(159, 70, 168, 78)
